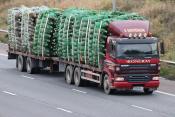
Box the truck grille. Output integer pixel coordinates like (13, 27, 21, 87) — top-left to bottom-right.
(126, 75, 151, 82)
(120, 64, 157, 74)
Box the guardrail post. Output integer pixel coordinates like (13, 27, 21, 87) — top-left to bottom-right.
(112, 0, 117, 11)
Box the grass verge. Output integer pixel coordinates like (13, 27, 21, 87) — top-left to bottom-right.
(0, 34, 8, 43)
(160, 63, 175, 80)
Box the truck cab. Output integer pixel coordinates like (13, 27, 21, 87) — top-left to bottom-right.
(103, 20, 160, 94)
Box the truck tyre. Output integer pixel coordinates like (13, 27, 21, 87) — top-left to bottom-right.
(74, 67, 83, 87)
(65, 65, 74, 84)
(26, 57, 37, 74)
(16, 57, 18, 68)
(144, 88, 153, 95)
(17, 55, 26, 72)
(103, 75, 115, 95)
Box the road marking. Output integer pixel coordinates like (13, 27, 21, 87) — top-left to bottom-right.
(0, 53, 7, 57)
(22, 75, 35, 80)
(72, 89, 87, 94)
(156, 90, 175, 97)
(2, 91, 16, 96)
(131, 105, 153, 112)
(56, 107, 73, 113)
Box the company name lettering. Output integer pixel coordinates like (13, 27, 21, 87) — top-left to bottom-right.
(124, 28, 146, 33)
(127, 59, 151, 64)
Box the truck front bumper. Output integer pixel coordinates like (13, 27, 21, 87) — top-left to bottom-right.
(111, 80, 160, 89)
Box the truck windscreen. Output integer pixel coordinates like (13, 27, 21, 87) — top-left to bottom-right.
(117, 43, 158, 58)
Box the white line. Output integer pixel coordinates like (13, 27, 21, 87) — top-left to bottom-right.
(131, 105, 153, 112)
(72, 89, 87, 94)
(156, 90, 175, 97)
(22, 75, 35, 80)
(2, 91, 16, 96)
(0, 53, 8, 57)
(56, 107, 73, 113)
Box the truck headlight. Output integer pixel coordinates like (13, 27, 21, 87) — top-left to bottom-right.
(152, 77, 160, 80)
(115, 77, 124, 81)
(158, 66, 160, 71)
(116, 67, 120, 71)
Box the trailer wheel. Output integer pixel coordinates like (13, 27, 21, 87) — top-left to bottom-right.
(17, 55, 26, 72)
(16, 57, 18, 68)
(26, 57, 37, 74)
(74, 67, 84, 87)
(65, 65, 74, 84)
(103, 75, 115, 95)
(144, 88, 153, 95)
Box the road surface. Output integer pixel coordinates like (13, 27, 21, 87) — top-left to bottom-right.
(0, 43, 175, 117)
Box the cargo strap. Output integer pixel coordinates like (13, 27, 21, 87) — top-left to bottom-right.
(97, 21, 103, 68)
(78, 19, 83, 64)
(42, 14, 49, 57)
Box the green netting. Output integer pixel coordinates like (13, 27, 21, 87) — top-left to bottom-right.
(55, 8, 145, 68)
(32, 9, 62, 57)
(21, 6, 48, 53)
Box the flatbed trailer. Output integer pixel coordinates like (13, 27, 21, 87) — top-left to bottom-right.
(8, 50, 102, 72)
(8, 48, 104, 86)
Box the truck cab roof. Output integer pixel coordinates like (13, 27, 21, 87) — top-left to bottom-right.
(108, 20, 150, 38)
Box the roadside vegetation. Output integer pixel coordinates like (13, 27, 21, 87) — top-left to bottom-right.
(160, 63, 175, 80)
(0, 0, 175, 79)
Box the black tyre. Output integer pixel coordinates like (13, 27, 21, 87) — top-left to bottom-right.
(74, 67, 83, 87)
(17, 55, 26, 72)
(144, 88, 154, 95)
(103, 75, 115, 95)
(65, 65, 74, 84)
(16, 57, 18, 68)
(26, 57, 38, 74)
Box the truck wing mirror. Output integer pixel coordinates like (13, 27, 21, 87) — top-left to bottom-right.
(160, 41, 165, 54)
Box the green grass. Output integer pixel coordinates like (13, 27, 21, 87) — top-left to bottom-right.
(0, 34, 8, 43)
(160, 63, 175, 80)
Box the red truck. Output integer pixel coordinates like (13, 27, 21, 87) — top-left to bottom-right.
(8, 20, 164, 94)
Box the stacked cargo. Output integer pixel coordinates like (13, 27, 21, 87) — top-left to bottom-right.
(32, 9, 61, 57)
(56, 9, 145, 68)
(56, 9, 96, 61)
(8, 7, 48, 53)
(21, 6, 48, 53)
(8, 8, 22, 51)
(8, 7, 144, 68)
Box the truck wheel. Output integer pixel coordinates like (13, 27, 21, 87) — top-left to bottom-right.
(65, 65, 74, 84)
(74, 67, 83, 87)
(26, 57, 36, 74)
(16, 57, 18, 68)
(17, 55, 26, 72)
(144, 88, 153, 95)
(103, 75, 114, 95)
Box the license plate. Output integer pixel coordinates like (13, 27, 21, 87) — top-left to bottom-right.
(133, 87, 143, 91)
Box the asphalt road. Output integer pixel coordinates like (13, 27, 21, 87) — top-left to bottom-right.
(0, 45, 175, 117)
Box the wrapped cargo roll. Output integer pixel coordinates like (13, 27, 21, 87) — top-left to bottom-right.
(8, 6, 48, 53)
(32, 9, 62, 57)
(8, 8, 22, 51)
